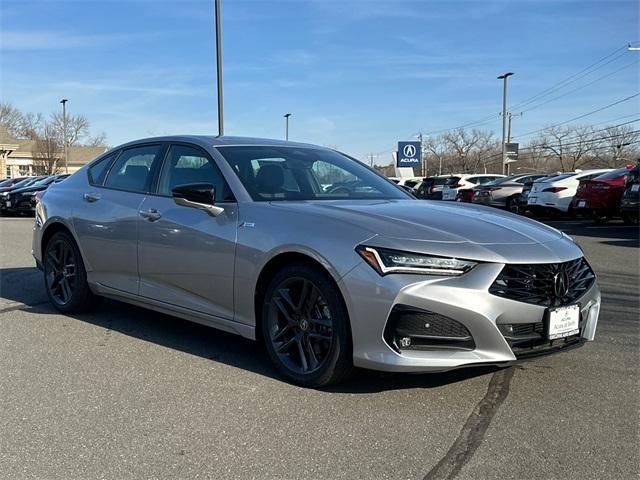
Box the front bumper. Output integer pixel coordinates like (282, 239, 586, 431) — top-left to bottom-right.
(339, 262, 600, 373)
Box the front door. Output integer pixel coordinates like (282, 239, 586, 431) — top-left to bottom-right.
(137, 143, 237, 320)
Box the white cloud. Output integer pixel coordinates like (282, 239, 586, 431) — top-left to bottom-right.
(0, 30, 158, 51)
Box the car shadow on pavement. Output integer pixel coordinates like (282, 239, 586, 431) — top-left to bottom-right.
(544, 219, 640, 248)
(1, 266, 497, 393)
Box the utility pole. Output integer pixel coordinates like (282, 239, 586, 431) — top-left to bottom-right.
(497, 72, 514, 175)
(214, 0, 224, 136)
(507, 112, 522, 142)
(60, 99, 68, 174)
(284, 113, 292, 140)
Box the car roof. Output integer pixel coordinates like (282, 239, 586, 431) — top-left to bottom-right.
(116, 135, 319, 150)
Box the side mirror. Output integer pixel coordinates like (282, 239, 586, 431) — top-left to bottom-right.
(171, 183, 224, 216)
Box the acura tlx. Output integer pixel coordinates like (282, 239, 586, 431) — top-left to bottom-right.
(33, 136, 600, 387)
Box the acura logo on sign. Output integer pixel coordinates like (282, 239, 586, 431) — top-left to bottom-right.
(403, 144, 417, 158)
(553, 271, 570, 298)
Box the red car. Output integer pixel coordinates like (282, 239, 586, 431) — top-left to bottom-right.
(455, 188, 474, 203)
(571, 167, 631, 223)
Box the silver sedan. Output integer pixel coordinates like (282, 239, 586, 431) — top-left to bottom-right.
(32, 136, 601, 387)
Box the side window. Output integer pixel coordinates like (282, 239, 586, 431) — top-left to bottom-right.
(158, 144, 233, 201)
(466, 177, 478, 184)
(104, 145, 161, 192)
(88, 152, 117, 186)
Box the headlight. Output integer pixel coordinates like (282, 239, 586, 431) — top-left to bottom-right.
(356, 246, 477, 276)
(1, 192, 8, 197)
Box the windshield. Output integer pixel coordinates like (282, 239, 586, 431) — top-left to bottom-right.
(444, 176, 461, 186)
(31, 176, 55, 187)
(13, 177, 41, 188)
(216, 146, 410, 201)
(544, 173, 575, 182)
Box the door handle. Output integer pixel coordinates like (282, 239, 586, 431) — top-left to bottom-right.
(139, 208, 162, 221)
(83, 193, 101, 202)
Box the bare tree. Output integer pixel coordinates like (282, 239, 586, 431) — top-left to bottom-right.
(591, 125, 640, 167)
(18, 112, 44, 140)
(0, 102, 24, 138)
(32, 122, 62, 175)
(86, 132, 108, 147)
(536, 125, 595, 172)
(423, 134, 448, 175)
(442, 128, 497, 173)
(519, 144, 551, 172)
(51, 111, 90, 146)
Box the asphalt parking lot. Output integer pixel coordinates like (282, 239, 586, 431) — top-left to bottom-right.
(0, 216, 638, 480)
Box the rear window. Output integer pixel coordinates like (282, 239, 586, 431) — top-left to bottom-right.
(88, 152, 117, 185)
(445, 176, 461, 186)
(544, 173, 574, 182)
(593, 168, 628, 180)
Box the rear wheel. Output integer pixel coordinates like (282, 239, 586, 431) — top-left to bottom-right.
(44, 231, 100, 313)
(261, 263, 353, 388)
(506, 196, 520, 214)
(592, 210, 609, 224)
(621, 212, 639, 225)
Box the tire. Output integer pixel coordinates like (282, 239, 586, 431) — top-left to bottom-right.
(506, 196, 519, 214)
(261, 263, 353, 388)
(621, 212, 639, 225)
(43, 230, 101, 313)
(592, 210, 609, 224)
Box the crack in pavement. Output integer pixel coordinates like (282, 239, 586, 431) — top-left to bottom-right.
(424, 367, 515, 480)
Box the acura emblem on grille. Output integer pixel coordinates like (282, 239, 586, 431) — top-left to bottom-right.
(553, 271, 570, 298)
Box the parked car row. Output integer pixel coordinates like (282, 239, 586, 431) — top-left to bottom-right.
(404, 163, 639, 224)
(0, 174, 69, 215)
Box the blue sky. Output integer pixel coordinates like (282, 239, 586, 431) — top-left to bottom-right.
(1, 0, 638, 163)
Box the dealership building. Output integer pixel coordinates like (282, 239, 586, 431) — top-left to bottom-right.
(0, 126, 106, 178)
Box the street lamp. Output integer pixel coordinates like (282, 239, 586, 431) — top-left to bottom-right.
(284, 113, 292, 141)
(214, 0, 224, 136)
(497, 72, 514, 175)
(60, 98, 68, 174)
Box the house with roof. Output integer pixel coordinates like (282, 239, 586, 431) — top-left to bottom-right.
(0, 125, 106, 178)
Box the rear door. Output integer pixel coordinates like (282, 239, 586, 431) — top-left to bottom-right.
(137, 143, 238, 320)
(73, 144, 164, 294)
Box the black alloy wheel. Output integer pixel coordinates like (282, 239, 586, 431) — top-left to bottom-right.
(43, 231, 100, 313)
(262, 264, 352, 387)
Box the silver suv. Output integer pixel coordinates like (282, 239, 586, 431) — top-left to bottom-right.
(33, 136, 601, 387)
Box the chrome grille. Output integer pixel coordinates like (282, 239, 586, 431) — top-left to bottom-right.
(489, 258, 595, 307)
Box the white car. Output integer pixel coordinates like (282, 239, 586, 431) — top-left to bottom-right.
(397, 177, 423, 189)
(441, 174, 506, 201)
(527, 169, 612, 214)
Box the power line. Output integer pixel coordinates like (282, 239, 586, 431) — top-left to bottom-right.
(519, 60, 639, 114)
(510, 45, 630, 110)
(513, 92, 640, 140)
(477, 129, 640, 164)
(525, 118, 639, 145)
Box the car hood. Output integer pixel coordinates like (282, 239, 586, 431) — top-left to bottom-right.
(268, 200, 582, 264)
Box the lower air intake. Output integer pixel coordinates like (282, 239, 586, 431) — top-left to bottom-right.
(384, 305, 475, 352)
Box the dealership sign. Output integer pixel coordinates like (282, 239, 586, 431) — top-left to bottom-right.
(397, 141, 422, 167)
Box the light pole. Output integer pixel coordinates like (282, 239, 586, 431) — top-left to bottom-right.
(214, 0, 224, 136)
(497, 72, 514, 175)
(60, 99, 68, 174)
(284, 113, 292, 141)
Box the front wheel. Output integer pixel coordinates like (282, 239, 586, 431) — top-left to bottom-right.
(43, 231, 100, 313)
(261, 263, 353, 388)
